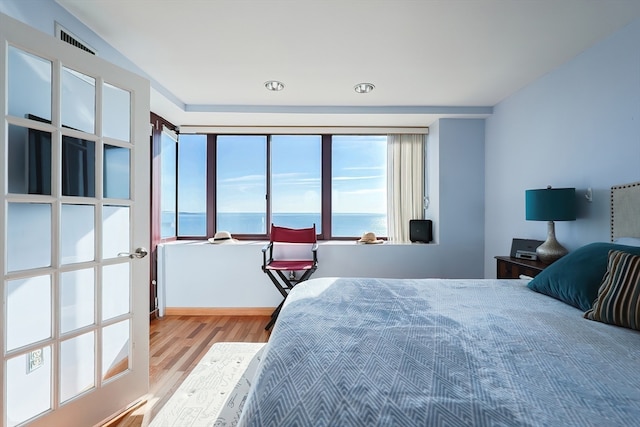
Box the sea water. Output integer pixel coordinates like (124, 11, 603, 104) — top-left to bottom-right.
(164, 212, 387, 238)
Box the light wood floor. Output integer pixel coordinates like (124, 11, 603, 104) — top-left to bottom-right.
(108, 315, 271, 427)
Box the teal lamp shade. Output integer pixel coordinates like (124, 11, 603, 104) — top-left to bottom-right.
(525, 187, 576, 263)
(526, 188, 576, 221)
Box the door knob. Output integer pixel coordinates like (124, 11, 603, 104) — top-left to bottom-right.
(118, 247, 148, 259)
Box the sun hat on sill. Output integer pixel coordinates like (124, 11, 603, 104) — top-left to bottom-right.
(208, 231, 237, 244)
(357, 232, 383, 244)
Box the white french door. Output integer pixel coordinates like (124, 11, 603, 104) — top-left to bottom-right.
(0, 13, 150, 427)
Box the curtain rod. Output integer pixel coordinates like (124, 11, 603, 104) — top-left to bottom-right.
(178, 125, 429, 135)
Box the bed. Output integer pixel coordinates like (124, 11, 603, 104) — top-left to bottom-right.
(237, 183, 640, 427)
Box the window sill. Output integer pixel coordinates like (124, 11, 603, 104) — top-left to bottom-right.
(160, 239, 435, 246)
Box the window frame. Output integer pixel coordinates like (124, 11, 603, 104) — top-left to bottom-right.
(212, 134, 271, 240)
(159, 126, 178, 239)
(150, 113, 178, 245)
(157, 131, 388, 241)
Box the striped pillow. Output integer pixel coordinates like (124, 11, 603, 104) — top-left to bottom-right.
(584, 250, 640, 330)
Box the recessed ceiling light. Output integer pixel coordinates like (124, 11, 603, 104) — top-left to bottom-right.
(265, 80, 285, 91)
(354, 82, 375, 94)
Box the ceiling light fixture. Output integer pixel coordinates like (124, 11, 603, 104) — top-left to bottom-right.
(264, 80, 285, 91)
(354, 82, 375, 94)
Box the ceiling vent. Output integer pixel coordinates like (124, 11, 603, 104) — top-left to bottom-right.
(55, 22, 96, 55)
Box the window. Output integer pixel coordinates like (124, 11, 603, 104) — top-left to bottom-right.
(160, 129, 177, 238)
(332, 135, 387, 237)
(159, 132, 388, 239)
(216, 135, 267, 234)
(271, 135, 322, 232)
(177, 134, 207, 236)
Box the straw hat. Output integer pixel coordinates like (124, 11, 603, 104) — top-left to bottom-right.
(208, 231, 237, 244)
(357, 232, 383, 244)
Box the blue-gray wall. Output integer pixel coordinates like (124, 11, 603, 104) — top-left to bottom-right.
(484, 18, 640, 276)
(1, 1, 128, 65)
(430, 119, 486, 275)
(0, 0, 179, 105)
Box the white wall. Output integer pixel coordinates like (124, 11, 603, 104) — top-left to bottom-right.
(484, 18, 640, 277)
(159, 119, 486, 309)
(159, 242, 449, 309)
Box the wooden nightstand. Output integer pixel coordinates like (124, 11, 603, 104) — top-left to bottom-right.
(495, 256, 547, 279)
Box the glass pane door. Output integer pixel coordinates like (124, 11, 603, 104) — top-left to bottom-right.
(1, 13, 150, 427)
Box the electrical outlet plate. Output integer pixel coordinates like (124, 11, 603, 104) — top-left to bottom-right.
(27, 349, 44, 373)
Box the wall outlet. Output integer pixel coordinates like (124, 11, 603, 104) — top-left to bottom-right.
(585, 188, 593, 202)
(27, 349, 44, 373)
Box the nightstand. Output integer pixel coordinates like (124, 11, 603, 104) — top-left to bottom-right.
(495, 256, 547, 279)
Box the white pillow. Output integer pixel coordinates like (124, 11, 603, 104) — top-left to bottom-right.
(614, 237, 640, 247)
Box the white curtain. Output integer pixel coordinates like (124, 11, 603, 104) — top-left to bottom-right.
(387, 134, 425, 243)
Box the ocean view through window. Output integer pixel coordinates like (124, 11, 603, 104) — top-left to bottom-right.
(271, 135, 322, 232)
(216, 135, 267, 234)
(177, 134, 206, 236)
(332, 135, 387, 237)
(161, 133, 388, 239)
(160, 128, 177, 238)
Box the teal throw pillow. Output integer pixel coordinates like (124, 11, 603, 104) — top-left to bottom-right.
(527, 242, 640, 311)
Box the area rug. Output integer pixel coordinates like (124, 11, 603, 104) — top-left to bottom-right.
(149, 342, 266, 427)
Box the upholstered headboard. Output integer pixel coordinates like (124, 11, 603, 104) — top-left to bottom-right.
(610, 182, 640, 241)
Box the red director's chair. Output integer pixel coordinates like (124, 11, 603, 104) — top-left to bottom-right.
(262, 224, 318, 330)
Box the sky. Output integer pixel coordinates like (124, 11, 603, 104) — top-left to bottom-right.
(173, 134, 387, 214)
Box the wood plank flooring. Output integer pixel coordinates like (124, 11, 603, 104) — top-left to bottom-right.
(109, 315, 271, 427)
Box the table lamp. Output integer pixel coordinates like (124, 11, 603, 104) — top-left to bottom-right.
(525, 186, 576, 264)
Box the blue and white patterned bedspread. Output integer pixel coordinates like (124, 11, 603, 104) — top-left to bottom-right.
(238, 277, 640, 426)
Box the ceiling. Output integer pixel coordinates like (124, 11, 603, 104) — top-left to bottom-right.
(55, 0, 640, 129)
